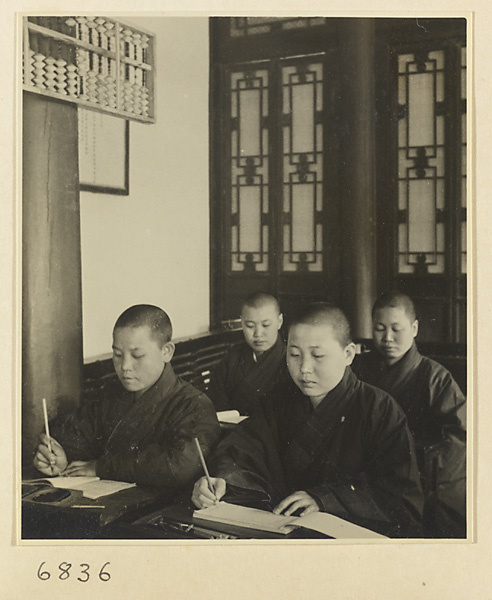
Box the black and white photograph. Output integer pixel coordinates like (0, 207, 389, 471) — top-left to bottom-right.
(2, 2, 491, 599)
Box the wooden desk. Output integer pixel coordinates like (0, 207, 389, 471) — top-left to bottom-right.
(25, 482, 371, 541)
(22, 483, 168, 539)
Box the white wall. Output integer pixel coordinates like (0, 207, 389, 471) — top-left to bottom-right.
(80, 17, 210, 361)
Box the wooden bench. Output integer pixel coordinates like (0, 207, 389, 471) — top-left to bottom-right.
(169, 329, 243, 394)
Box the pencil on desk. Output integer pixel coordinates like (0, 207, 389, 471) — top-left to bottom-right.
(42, 398, 52, 454)
(193, 437, 216, 500)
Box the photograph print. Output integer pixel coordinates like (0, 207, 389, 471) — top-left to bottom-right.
(20, 15, 469, 543)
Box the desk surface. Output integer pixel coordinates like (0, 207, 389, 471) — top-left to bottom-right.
(22, 486, 328, 540)
(22, 483, 168, 540)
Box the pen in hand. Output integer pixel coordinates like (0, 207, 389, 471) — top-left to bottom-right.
(193, 437, 217, 503)
(42, 398, 54, 475)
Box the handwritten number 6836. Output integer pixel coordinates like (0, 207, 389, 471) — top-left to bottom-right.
(37, 562, 111, 582)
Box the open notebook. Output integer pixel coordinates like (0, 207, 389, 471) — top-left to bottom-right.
(23, 476, 136, 500)
(193, 502, 387, 539)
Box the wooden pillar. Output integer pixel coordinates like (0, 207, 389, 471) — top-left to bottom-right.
(22, 93, 83, 470)
(339, 19, 377, 339)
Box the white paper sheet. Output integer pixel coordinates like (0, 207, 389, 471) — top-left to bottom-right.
(193, 502, 388, 539)
(216, 410, 249, 424)
(295, 511, 387, 539)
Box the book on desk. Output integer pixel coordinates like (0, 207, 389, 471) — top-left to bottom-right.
(193, 502, 387, 539)
(23, 476, 136, 499)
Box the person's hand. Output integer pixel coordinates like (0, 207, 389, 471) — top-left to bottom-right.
(62, 460, 97, 477)
(33, 433, 68, 476)
(273, 491, 319, 517)
(192, 476, 226, 509)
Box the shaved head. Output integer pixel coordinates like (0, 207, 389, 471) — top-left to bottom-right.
(288, 303, 352, 348)
(241, 292, 281, 316)
(372, 291, 417, 322)
(113, 304, 172, 348)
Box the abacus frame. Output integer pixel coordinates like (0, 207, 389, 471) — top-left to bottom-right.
(22, 16, 155, 124)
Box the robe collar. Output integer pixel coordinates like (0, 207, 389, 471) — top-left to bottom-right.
(105, 363, 180, 452)
(284, 367, 360, 478)
(250, 334, 285, 363)
(132, 361, 178, 404)
(383, 341, 422, 374)
(308, 367, 359, 422)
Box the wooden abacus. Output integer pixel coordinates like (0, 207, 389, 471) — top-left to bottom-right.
(22, 16, 155, 123)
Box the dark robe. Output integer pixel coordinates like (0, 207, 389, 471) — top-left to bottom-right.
(352, 342, 466, 538)
(210, 368, 424, 538)
(51, 364, 221, 491)
(207, 335, 288, 415)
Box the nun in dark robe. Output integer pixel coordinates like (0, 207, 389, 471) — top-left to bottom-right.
(208, 292, 288, 415)
(352, 291, 466, 538)
(193, 303, 424, 538)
